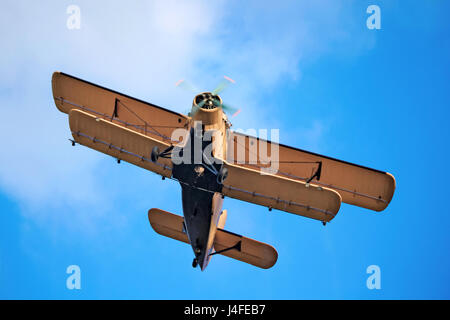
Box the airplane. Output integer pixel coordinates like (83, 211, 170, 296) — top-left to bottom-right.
(51, 72, 396, 271)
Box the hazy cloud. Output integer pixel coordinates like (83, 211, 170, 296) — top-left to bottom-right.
(0, 0, 376, 231)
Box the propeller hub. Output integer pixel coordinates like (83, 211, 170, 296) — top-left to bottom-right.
(194, 92, 222, 110)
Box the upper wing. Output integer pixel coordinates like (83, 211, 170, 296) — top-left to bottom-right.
(227, 131, 395, 212)
(69, 109, 172, 177)
(52, 71, 189, 144)
(222, 162, 342, 222)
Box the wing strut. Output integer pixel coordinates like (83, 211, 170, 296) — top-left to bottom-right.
(306, 161, 322, 184)
(208, 241, 242, 257)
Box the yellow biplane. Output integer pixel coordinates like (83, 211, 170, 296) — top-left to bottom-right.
(51, 72, 395, 270)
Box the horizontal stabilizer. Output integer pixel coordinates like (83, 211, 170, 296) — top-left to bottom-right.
(148, 208, 189, 244)
(147, 208, 278, 269)
(213, 228, 278, 269)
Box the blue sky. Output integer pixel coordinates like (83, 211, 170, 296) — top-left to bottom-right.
(1, 0, 449, 299)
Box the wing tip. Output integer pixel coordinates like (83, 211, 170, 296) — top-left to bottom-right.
(147, 208, 159, 232)
(262, 244, 278, 269)
(147, 208, 173, 236)
(51, 71, 68, 114)
(323, 187, 342, 222)
(375, 172, 396, 212)
(386, 172, 396, 191)
(375, 172, 397, 212)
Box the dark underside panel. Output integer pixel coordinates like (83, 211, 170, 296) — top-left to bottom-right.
(180, 185, 214, 268)
(171, 127, 224, 268)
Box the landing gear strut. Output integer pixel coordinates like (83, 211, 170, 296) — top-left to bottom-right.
(152, 145, 174, 162)
(151, 146, 159, 162)
(192, 258, 198, 268)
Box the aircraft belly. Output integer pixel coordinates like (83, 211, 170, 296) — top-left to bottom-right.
(181, 185, 214, 270)
(171, 126, 226, 270)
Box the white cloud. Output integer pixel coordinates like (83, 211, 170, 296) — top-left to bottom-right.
(0, 0, 376, 231)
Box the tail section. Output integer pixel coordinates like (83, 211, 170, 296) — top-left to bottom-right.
(147, 208, 278, 269)
(217, 209, 227, 229)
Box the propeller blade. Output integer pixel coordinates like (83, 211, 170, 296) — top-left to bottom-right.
(211, 81, 228, 95)
(212, 97, 221, 107)
(197, 100, 206, 108)
(211, 75, 235, 95)
(221, 102, 238, 114)
(178, 76, 240, 118)
(189, 99, 205, 117)
(231, 109, 241, 117)
(175, 79, 198, 93)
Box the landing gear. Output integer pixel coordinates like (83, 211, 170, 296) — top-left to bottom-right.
(192, 258, 198, 268)
(151, 146, 159, 162)
(152, 145, 174, 162)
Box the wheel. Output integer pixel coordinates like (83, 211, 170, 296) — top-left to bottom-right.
(192, 258, 198, 268)
(151, 146, 159, 162)
(217, 167, 228, 184)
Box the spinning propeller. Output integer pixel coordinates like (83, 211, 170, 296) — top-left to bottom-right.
(176, 76, 241, 117)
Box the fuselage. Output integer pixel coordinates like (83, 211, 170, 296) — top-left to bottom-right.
(171, 93, 230, 270)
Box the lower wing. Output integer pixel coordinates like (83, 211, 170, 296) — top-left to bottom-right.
(222, 162, 342, 222)
(69, 109, 173, 177)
